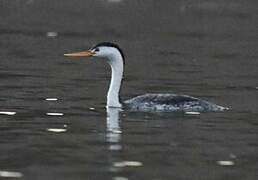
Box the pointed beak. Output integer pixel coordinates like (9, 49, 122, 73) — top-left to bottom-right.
(64, 50, 95, 58)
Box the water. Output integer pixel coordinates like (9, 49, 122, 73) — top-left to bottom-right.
(1, 0, 258, 179)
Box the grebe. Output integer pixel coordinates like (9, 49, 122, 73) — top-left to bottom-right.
(64, 42, 227, 112)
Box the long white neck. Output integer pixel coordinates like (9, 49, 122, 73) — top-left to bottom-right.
(106, 51, 124, 108)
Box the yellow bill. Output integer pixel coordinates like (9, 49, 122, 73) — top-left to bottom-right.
(64, 50, 95, 58)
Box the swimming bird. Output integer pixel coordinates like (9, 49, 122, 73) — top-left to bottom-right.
(64, 42, 227, 112)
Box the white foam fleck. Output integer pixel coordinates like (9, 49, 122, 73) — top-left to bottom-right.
(46, 32, 58, 37)
(47, 128, 67, 133)
(113, 162, 125, 168)
(0, 171, 23, 178)
(109, 144, 122, 151)
(0, 111, 16, 115)
(89, 107, 95, 110)
(45, 98, 58, 101)
(113, 161, 143, 168)
(124, 161, 143, 167)
(185, 111, 200, 115)
(217, 160, 234, 166)
(113, 177, 128, 180)
(46, 112, 64, 116)
(111, 130, 122, 134)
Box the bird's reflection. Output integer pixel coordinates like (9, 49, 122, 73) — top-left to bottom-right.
(106, 107, 122, 151)
(106, 108, 143, 177)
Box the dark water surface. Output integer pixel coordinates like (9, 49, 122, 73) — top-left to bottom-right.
(1, 0, 258, 179)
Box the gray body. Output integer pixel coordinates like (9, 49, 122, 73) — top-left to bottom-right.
(124, 93, 226, 112)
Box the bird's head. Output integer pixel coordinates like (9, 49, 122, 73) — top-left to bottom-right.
(64, 42, 125, 63)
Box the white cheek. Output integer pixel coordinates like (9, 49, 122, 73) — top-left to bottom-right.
(99, 52, 106, 57)
(93, 51, 101, 57)
(100, 51, 109, 57)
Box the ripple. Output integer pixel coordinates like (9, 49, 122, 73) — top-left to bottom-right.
(113, 161, 143, 168)
(109, 144, 122, 151)
(47, 128, 67, 133)
(110, 129, 122, 134)
(0, 111, 16, 115)
(0, 171, 23, 178)
(216, 160, 234, 166)
(46, 32, 58, 38)
(45, 98, 58, 101)
(113, 177, 128, 180)
(46, 112, 64, 116)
